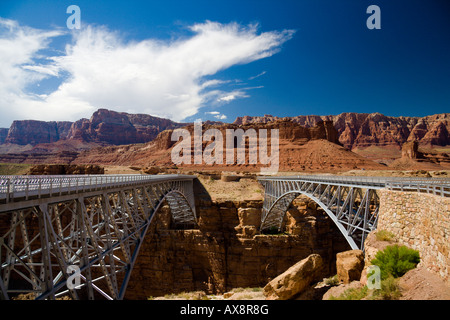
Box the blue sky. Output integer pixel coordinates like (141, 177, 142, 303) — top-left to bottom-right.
(0, 0, 449, 127)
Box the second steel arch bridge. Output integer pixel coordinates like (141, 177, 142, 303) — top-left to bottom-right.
(258, 175, 450, 251)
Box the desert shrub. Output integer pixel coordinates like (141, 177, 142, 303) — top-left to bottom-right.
(262, 226, 288, 235)
(375, 229, 396, 242)
(371, 245, 420, 280)
(329, 286, 368, 300)
(324, 274, 339, 286)
(371, 276, 402, 300)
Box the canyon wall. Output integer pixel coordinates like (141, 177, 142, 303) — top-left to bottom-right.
(1, 109, 186, 147)
(234, 113, 450, 149)
(125, 185, 450, 299)
(377, 190, 450, 284)
(72, 119, 386, 172)
(1, 110, 448, 171)
(0, 128, 8, 144)
(2, 110, 449, 151)
(4, 120, 72, 145)
(124, 195, 350, 299)
(66, 108, 186, 145)
(27, 164, 104, 175)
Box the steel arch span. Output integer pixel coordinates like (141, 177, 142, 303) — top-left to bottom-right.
(0, 175, 197, 300)
(258, 174, 450, 249)
(258, 176, 384, 251)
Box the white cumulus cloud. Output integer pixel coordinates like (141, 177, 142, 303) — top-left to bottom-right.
(0, 19, 294, 127)
(215, 114, 227, 120)
(205, 111, 227, 120)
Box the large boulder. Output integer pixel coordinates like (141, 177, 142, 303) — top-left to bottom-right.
(336, 250, 365, 284)
(263, 254, 324, 300)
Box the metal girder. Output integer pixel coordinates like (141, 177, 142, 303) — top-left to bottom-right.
(0, 175, 197, 300)
(258, 176, 386, 251)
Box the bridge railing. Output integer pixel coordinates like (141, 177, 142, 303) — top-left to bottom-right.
(385, 180, 450, 197)
(0, 174, 195, 203)
(257, 175, 450, 196)
(259, 174, 449, 183)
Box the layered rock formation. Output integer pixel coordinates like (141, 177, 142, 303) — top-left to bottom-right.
(0, 109, 189, 165)
(0, 128, 8, 144)
(0, 151, 79, 165)
(3, 110, 449, 152)
(402, 140, 420, 159)
(4, 120, 72, 145)
(1, 110, 448, 171)
(234, 112, 450, 150)
(1, 108, 186, 147)
(388, 140, 450, 170)
(66, 108, 186, 145)
(27, 164, 104, 175)
(73, 119, 386, 172)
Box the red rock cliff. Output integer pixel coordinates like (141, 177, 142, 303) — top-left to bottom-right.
(66, 109, 187, 145)
(234, 112, 450, 149)
(3, 109, 186, 147)
(4, 120, 72, 145)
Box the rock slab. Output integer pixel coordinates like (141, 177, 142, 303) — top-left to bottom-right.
(263, 254, 323, 300)
(336, 250, 365, 284)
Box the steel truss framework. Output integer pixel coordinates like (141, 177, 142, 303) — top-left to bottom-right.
(0, 175, 196, 300)
(259, 175, 450, 250)
(259, 176, 387, 251)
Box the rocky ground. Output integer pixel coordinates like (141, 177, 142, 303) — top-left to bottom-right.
(149, 268, 450, 301)
(151, 255, 450, 301)
(150, 287, 266, 300)
(15, 267, 449, 301)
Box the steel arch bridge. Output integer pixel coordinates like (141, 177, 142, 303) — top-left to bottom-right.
(258, 175, 450, 251)
(0, 174, 197, 300)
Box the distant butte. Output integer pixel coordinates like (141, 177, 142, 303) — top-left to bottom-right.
(0, 109, 449, 172)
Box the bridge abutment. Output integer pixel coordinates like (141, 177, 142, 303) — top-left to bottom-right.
(377, 189, 450, 284)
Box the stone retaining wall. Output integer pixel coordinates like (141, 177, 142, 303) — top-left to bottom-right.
(377, 190, 450, 284)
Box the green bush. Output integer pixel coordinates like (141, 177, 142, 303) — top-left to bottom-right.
(371, 245, 420, 280)
(328, 286, 368, 300)
(372, 276, 402, 300)
(262, 226, 288, 235)
(324, 274, 339, 286)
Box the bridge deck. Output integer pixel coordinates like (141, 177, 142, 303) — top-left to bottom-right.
(257, 175, 450, 197)
(0, 174, 196, 206)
